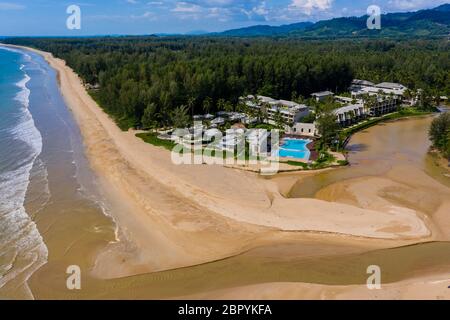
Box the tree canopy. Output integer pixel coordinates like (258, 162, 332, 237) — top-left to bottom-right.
(5, 37, 449, 130)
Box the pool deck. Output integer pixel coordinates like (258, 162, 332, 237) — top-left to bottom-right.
(282, 134, 319, 161)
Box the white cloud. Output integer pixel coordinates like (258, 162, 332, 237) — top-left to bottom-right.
(172, 2, 202, 13)
(288, 0, 334, 15)
(241, 1, 270, 21)
(0, 2, 25, 10)
(131, 11, 158, 20)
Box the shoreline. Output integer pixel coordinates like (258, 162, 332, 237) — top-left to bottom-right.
(4, 44, 450, 299)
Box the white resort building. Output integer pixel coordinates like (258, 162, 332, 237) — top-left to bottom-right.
(311, 91, 334, 102)
(348, 79, 409, 117)
(289, 123, 318, 137)
(350, 79, 407, 100)
(241, 95, 310, 126)
(333, 103, 366, 126)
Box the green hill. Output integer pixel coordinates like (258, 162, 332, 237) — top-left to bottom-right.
(217, 4, 450, 38)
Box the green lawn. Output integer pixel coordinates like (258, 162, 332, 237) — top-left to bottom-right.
(136, 132, 176, 151)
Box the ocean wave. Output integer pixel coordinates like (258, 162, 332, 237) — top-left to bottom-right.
(14, 74, 31, 107)
(0, 55, 48, 296)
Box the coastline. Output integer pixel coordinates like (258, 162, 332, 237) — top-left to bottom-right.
(4, 44, 450, 299)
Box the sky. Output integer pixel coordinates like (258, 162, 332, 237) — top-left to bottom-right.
(0, 0, 448, 36)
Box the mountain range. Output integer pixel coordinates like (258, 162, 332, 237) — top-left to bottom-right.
(212, 4, 450, 38)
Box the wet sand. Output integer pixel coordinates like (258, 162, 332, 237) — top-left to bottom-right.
(3, 45, 449, 299)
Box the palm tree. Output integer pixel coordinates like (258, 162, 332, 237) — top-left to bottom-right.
(260, 104, 269, 124)
(217, 98, 226, 111)
(404, 88, 412, 103)
(171, 105, 190, 129)
(366, 94, 377, 117)
(141, 103, 159, 130)
(361, 94, 371, 116)
(203, 97, 212, 114)
(432, 89, 441, 107)
(187, 96, 196, 119)
(224, 101, 234, 113)
(348, 110, 356, 125)
(411, 89, 418, 106)
(274, 109, 284, 129)
(236, 101, 249, 114)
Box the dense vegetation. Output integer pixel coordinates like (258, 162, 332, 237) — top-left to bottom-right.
(4, 37, 449, 130)
(429, 112, 450, 158)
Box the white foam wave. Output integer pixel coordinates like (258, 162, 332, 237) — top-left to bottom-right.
(0, 59, 48, 296)
(14, 74, 31, 107)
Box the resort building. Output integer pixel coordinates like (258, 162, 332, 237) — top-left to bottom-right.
(366, 96, 399, 117)
(334, 95, 361, 105)
(350, 79, 375, 89)
(194, 114, 215, 121)
(333, 104, 366, 126)
(350, 79, 407, 99)
(348, 79, 407, 117)
(311, 91, 334, 102)
(376, 82, 407, 95)
(242, 95, 310, 126)
(289, 123, 318, 137)
(210, 117, 225, 126)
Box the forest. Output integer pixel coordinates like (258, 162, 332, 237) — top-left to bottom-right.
(4, 36, 449, 130)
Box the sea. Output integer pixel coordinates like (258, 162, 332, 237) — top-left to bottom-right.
(0, 46, 116, 299)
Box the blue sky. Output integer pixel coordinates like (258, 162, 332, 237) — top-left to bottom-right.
(0, 0, 448, 36)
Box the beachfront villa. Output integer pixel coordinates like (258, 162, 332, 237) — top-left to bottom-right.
(333, 103, 366, 126)
(289, 122, 318, 137)
(334, 95, 359, 105)
(210, 117, 225, 126)
(194, 114, 214, 121)
(345, 79, 412, 117)
(241, 95, 310, 126)
(350, 79, 406, 100)
(366, 95, 400, 117)
(311, 91, 334, 102)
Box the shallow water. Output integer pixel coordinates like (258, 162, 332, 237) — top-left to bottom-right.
(0, 47, 116, 299)
(0, 48, 47, 298)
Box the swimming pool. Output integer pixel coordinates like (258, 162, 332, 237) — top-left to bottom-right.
(277, 138, 312, 160)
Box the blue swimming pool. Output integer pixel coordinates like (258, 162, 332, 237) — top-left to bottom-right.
(277, 138, 312, 160)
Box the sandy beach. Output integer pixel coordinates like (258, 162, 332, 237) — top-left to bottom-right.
(5, 45, 450, 299)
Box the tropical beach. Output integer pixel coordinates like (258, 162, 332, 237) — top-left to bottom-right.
(0, 3, 449, 304)
(0, 44, 448, 300)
